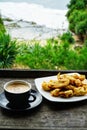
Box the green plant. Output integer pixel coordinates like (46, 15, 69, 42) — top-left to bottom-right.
(0, 14, 6, 33)
(16, 39, 70, 70)
(84, 40, 87, 47)
(61, 31, 75, 44)
(66, 0, 87, 42)
(15, 38, 87, 70)
(0, 31, 18, 68)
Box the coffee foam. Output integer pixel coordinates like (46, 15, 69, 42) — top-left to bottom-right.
(5, 82, 30, 93)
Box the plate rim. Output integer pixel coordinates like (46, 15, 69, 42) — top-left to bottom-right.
(0, 89, 43, 111)
(34, 73, 87, 102)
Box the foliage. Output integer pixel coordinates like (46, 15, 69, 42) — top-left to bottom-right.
(0, 14, 6, 33)
(66, 0, 87, 42)
(16, 41, 56, 69)
(60, 31, 75, 44)
(15, 38, 87, 70)
(84, 40, 87, 47)
(0, 31, 18, 68)
(2, 29, 85, 70)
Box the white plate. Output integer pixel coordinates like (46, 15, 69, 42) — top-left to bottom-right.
(34, 73, 87, 102)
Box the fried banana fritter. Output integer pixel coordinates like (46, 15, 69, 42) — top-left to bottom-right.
(42, 73, 87, 98)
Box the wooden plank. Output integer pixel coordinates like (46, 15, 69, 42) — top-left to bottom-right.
(0, 69, 87, 78)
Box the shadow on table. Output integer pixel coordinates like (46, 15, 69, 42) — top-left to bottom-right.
(1, 97, 87, 116)
(0, 101, 43, 117)
(43, 98, 87, 111)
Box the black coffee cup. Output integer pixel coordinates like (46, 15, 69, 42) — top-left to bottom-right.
(4, 80, 34, 107)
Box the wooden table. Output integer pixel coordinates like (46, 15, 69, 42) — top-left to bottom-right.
(0, 69, 87, 130)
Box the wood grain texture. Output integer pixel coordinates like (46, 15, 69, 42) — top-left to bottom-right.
(0, 70, 87, 130)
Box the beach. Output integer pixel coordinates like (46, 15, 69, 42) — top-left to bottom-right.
(0, 0, 69, 40)
(3, 18, 68, 40)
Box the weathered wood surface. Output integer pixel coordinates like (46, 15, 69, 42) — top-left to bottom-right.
(0, 70, 87, 130)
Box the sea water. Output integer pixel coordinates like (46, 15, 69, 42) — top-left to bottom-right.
(0, 0, 70, 29)
(0, 0, 70, 39)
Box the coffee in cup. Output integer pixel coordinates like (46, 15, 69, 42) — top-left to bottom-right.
(5, 82, 30, 94)
(4, 80, 33, 107)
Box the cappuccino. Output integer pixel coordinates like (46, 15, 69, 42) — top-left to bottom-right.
(5, 82, 30, 93)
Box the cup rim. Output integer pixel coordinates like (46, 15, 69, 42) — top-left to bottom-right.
(4, 80, 32, 94)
